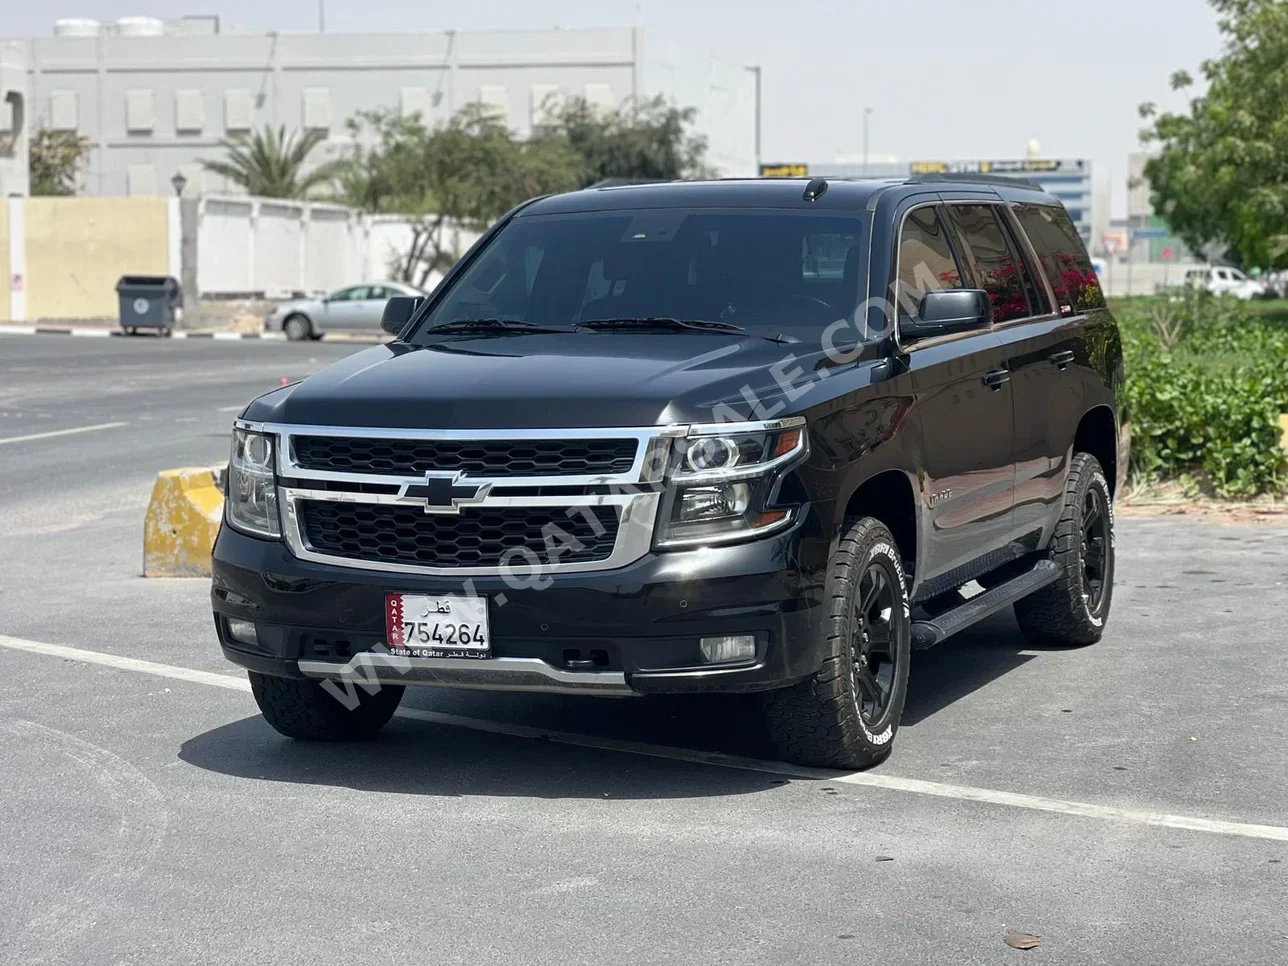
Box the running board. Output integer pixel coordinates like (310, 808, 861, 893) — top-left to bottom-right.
(910, 559, 1060, 649)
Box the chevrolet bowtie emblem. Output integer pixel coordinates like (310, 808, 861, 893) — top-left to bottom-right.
(398, 471, 492, 514)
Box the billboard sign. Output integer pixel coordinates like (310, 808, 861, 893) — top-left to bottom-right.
(909, 158, 1087, 175)
(759, 163, 809, 178)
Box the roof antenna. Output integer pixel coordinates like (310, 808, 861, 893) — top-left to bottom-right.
(802, 177, 828, 202)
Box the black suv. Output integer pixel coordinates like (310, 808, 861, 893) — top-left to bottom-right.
(213, 175, 1123, 769)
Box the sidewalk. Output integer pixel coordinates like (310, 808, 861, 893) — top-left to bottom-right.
(0, 321, 389, 343)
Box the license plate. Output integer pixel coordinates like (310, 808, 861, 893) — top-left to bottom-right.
(385, 594, 490, 659)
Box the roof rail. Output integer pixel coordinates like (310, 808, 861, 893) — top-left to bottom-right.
(906, 172, 1044, 190)
(587, 177, 672, 189)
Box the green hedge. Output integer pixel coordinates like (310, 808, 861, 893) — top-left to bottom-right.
(1115, 293, 1288, 498)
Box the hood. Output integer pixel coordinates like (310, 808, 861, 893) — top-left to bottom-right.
(244, 331, 838, 429)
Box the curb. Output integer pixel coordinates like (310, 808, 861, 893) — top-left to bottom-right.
(0, 324, 387, 343)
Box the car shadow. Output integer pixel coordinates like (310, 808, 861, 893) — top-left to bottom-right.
(901, 609, 1040, 726)
(179, 610, 1053, 797)
(178, 699, 787, 801)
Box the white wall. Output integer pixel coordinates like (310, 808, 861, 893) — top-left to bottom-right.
(195, 195, 480, 297)
(198, 195, 364, 296)
(1100, 260, 1204, 298)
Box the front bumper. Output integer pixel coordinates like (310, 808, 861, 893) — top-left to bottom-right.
(211, 516, 831, 696)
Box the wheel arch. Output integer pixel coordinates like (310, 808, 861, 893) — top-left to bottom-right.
(1073, 405, 1118, 498)
(841, 469, 919, 587)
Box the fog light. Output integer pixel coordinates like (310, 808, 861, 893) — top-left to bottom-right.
(699, 634, 756, 665)
(226, 618, 259, 646)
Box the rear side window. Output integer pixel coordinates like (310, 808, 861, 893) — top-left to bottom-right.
(895, 206, 963, 319)
(945, 205, 1034, 324)
(1012, 204, 1106, 313)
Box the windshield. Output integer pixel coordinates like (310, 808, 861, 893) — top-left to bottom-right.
(414, 208, 869, 337)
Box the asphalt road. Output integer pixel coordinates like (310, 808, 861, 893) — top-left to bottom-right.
(1, 333, 1286, 965)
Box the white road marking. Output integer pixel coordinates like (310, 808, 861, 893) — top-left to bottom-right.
(0, 636, 250, 692)
(218, 405, 245, 412)
(0, 421, 129, 445)
(4, 632, 1288, 843)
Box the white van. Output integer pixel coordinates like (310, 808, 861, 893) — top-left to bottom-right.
(1184, 266, 1266, 300)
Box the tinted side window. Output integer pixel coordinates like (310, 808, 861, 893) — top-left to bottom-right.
(895, 206, 963, 319)
(945, 205, 1033, 324)
(1012, 203, 1106, 312)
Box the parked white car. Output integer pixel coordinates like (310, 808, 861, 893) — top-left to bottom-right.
(1183, 266, 1267, 300)
(265, 281, 428, 341)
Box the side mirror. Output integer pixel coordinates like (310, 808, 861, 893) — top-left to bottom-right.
(381, 296, 424, 335)
(898, 289, 991, 341)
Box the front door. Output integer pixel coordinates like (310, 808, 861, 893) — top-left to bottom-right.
(323, 286, 372, 328)
(908, 332, 1017, 583)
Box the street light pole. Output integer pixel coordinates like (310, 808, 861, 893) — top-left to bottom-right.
(862, 107, 872, 174)
(318, 0, 325, 32)
(745, 65, 762, 171)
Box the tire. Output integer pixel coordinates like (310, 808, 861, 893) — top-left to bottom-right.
(763, 517, 912, 769)
(1013, 452, 1115, 647)
(248, 671, 404, 741)
(283, 314, 313, 342)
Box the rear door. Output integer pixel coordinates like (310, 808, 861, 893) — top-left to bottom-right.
(895, 202, 1016, 586)
(1003, 201, 1109, 544)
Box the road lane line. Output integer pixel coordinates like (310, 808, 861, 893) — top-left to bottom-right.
(0, 636, 249, 692)
(0, 421, 129, 445)
(4, 632, 1288, 843)
(218, 405, 245, 412)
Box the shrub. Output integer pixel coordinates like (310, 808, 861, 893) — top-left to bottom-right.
(1116, 292, 1288, 498)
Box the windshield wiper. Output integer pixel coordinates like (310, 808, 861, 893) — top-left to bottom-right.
(577, 317, 748, 334)
(427, 318, 574, 335)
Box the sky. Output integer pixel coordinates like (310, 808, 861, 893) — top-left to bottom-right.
(7, 0, 1225, 217)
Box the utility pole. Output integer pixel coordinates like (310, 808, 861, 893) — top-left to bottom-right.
(745, 65, 762, 171)
(318, 0, 325, 32)
(862, 107, 872, 174)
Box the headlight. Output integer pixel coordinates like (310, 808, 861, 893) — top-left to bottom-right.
(654, 419, 806, 548)
(226, 428, 280, 538)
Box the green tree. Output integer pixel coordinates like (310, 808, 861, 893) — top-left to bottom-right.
(29, 129, 93, 196)
(342, 105, 581, 286)
(1139, 0, 1288, 268)
(535, 94, 713, 187)
(201, 126, 343, 199)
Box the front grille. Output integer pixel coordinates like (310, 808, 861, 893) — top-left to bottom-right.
(297, 500, 620, 568)
(292, 435, 638, 478)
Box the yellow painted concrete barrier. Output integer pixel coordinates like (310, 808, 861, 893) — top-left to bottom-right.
(143, 466, 225, 578)
(1280, 414, 1288, 456)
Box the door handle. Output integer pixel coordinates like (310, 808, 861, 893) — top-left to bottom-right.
(982, 369, 1011, 389)
(1049, 350, 1075, 369)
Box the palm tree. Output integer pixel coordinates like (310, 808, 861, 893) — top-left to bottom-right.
(201, 126, 343, 198)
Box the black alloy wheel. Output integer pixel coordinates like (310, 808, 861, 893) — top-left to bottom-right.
(851, 562, 901, 728)
(1081, 484, 1111, 613)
